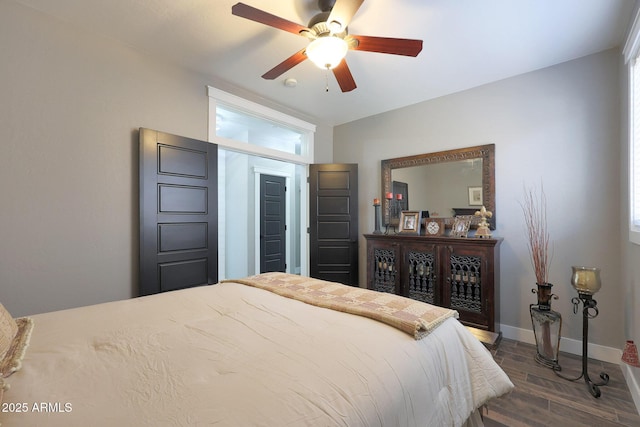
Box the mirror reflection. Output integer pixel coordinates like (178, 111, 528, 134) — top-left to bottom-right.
(391, 159, 482, 218)
(381, 144, 495, 229)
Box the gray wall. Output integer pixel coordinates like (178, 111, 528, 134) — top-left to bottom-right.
(334, 49, 623, 349)
(0, 1, 333, 316)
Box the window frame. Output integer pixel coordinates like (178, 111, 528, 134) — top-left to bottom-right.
(624, 8, 640, 245)
(207, 86, 315, 165)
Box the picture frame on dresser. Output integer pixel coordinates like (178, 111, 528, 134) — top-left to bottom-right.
(398, 211, 421, 235)
(451, 216, 472, 238)
(423, 218, 445, 236)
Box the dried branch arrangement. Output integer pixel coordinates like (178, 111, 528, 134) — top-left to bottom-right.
(521, 185, 552, 284)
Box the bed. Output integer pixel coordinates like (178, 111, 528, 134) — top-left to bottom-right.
(1, 273, 512, 426)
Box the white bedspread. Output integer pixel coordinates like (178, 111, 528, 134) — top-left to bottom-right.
(1, 281, 512, 426)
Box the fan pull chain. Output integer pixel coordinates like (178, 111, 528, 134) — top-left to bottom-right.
(325, 68, 329, 92)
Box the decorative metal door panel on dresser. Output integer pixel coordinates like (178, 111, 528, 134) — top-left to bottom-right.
(368, 238, 400, 295)
(365, 234, 501, 334)
(403, 240, 439, 306)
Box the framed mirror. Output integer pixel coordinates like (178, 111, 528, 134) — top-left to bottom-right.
(381, 144, 495, 229)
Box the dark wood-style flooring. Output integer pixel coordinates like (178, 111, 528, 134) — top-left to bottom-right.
(482, 339, 640, 427)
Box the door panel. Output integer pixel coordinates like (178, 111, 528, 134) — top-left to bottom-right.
(309, 164, 358, 285)
(139, 128, 218, 296)
(158, 185, 207, 213)
(158, 223, 208, 252)
(158, 259, 209, 292)
(158, 145, 207, 177)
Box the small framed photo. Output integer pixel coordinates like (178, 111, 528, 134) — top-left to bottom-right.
(451, 216, 472, 238)
(399, 211, 421, 235)
(468, 186, 483, 206)
(422, 218, 445, 236)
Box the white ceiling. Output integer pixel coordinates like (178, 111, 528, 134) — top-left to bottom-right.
(14, 0, 636, 126)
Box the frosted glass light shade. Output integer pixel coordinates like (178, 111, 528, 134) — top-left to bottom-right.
(306, 37, 348, 69)
(570, 266, 601, 295)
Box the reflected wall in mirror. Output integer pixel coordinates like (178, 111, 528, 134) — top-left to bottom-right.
(381, 144, 495, 229)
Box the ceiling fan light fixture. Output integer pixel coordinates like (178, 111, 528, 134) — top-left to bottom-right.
(232, 1, 422, 92)
(306, 36, 348, 70)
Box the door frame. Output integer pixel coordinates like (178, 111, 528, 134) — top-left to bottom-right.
(208, 87, 315, 279)
(253, 166, 294, 274)
(216, 152, 309, 279)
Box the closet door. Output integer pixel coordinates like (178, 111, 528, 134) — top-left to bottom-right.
(139, 128, 218, 296)
(260, 173, 286, 273)
(309, 163, 358, 286)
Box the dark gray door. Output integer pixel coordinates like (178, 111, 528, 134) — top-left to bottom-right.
(139, 128, 217, 296)
(260, 174, 286, 273)
(309, 164, 358, 286)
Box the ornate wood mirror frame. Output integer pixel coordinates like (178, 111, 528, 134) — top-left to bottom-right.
(381, 144, 496, 229)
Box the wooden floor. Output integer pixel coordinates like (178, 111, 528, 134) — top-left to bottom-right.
(482, 338, 640, 427)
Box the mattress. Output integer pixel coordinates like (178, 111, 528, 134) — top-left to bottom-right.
(0, 277, 512, 426)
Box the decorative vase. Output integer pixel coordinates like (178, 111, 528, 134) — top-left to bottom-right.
(530, 283, 562, 369)
(622, 340, 640, 368)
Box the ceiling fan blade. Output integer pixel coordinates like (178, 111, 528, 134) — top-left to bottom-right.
(232, 3, 309, 36)
(351, 35, 423, 57)
(262, 49, 308, 80)
(327, 0, 364, 32)
(332, 59, 357, 92)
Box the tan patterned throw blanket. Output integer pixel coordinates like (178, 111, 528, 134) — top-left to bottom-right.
(224, 273, 458, 340)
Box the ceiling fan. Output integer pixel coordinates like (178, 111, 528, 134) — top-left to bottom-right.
(231, 0, 423, 92)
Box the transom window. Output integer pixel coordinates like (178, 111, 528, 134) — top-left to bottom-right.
(216, 104, 305, 156)
(207, 86, 314, 165)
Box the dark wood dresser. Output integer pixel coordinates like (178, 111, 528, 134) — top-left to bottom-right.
(364, 234, 502, 334)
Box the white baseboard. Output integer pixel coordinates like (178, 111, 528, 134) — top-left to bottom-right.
(621, 364, 640, 416)
(499, 324, 622, 363)
(500, 323, 640, 415)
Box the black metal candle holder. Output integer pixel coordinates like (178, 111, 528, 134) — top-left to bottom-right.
(384, 196, 396, 234)
(553, 292, 609, 398)
(373, 202, 382, 234)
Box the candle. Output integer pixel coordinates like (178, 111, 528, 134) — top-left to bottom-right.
(373, 198, 380, 205)
(396, 193, 403, 200)
(385, 192, 393, 199)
